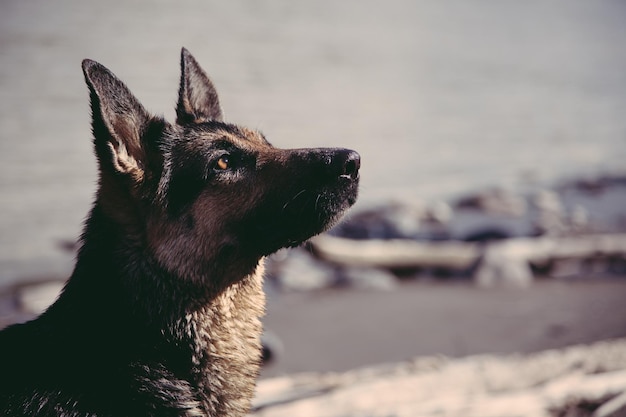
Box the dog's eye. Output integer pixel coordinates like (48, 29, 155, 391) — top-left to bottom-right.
(216, 155, 230, 170)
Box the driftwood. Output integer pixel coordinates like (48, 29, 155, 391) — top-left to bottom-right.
(311, 235, 481, 269)
(310, 234, 626, 286)
(252, 339, 626, 417)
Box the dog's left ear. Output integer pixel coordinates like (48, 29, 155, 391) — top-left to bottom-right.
(176, 47, 224, 124)
(82, 59, 155, 183)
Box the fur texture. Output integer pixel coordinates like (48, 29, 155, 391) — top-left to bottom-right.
(0, 48, 360, 417)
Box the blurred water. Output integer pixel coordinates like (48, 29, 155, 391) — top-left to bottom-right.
(1, 0, 626, 284)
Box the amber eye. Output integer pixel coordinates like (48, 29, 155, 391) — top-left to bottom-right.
(216, 155, 230, 170)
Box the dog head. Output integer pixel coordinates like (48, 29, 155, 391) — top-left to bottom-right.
(82, 48, 359, 287)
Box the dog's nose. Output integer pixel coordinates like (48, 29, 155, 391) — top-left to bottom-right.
(340, 150, 361, 180)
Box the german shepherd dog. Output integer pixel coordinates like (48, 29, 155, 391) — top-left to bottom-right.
(0, 48, 360, 417)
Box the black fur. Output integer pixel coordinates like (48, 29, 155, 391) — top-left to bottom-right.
(0, 48, 359, 417)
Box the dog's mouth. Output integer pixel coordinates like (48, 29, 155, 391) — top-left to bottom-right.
(281, 181, 358, 243)
(252, 182, 358, 254)
(241, 149, 360, 256)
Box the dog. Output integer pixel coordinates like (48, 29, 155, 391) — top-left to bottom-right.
(0, 48, 360, 417)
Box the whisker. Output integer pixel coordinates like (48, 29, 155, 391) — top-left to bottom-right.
(282, 189, 308, 212)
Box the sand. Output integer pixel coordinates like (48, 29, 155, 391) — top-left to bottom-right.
(261, 279, 626, 377)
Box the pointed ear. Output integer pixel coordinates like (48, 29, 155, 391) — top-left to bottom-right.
(176, 48, 223, 124)
(82, 59, 153, 182)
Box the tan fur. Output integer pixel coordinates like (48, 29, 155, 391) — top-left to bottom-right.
(180, 264, 265, 416)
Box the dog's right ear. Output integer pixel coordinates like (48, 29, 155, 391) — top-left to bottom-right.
(176, 47, 224, 124)
(82, 59, 154, 184)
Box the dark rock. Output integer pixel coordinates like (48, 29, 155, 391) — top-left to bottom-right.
(455, 188, 527, 217)
(331, 202, 424, 240)
(330, 208, 397, 240)
(464, 228, 511, 242)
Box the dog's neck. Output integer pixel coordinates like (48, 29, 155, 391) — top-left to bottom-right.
(52, 202, 265, 416)
(171, 275, 265, 416)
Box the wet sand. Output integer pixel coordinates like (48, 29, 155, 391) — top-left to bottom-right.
(261, 279, 626, 377)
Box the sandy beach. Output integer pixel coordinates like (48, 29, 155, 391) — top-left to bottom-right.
(1, 2, 626, 402)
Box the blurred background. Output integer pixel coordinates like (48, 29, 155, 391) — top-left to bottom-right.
(1, 0, 626, 389)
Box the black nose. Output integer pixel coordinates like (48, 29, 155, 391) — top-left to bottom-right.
(338, 150, 361, 180)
